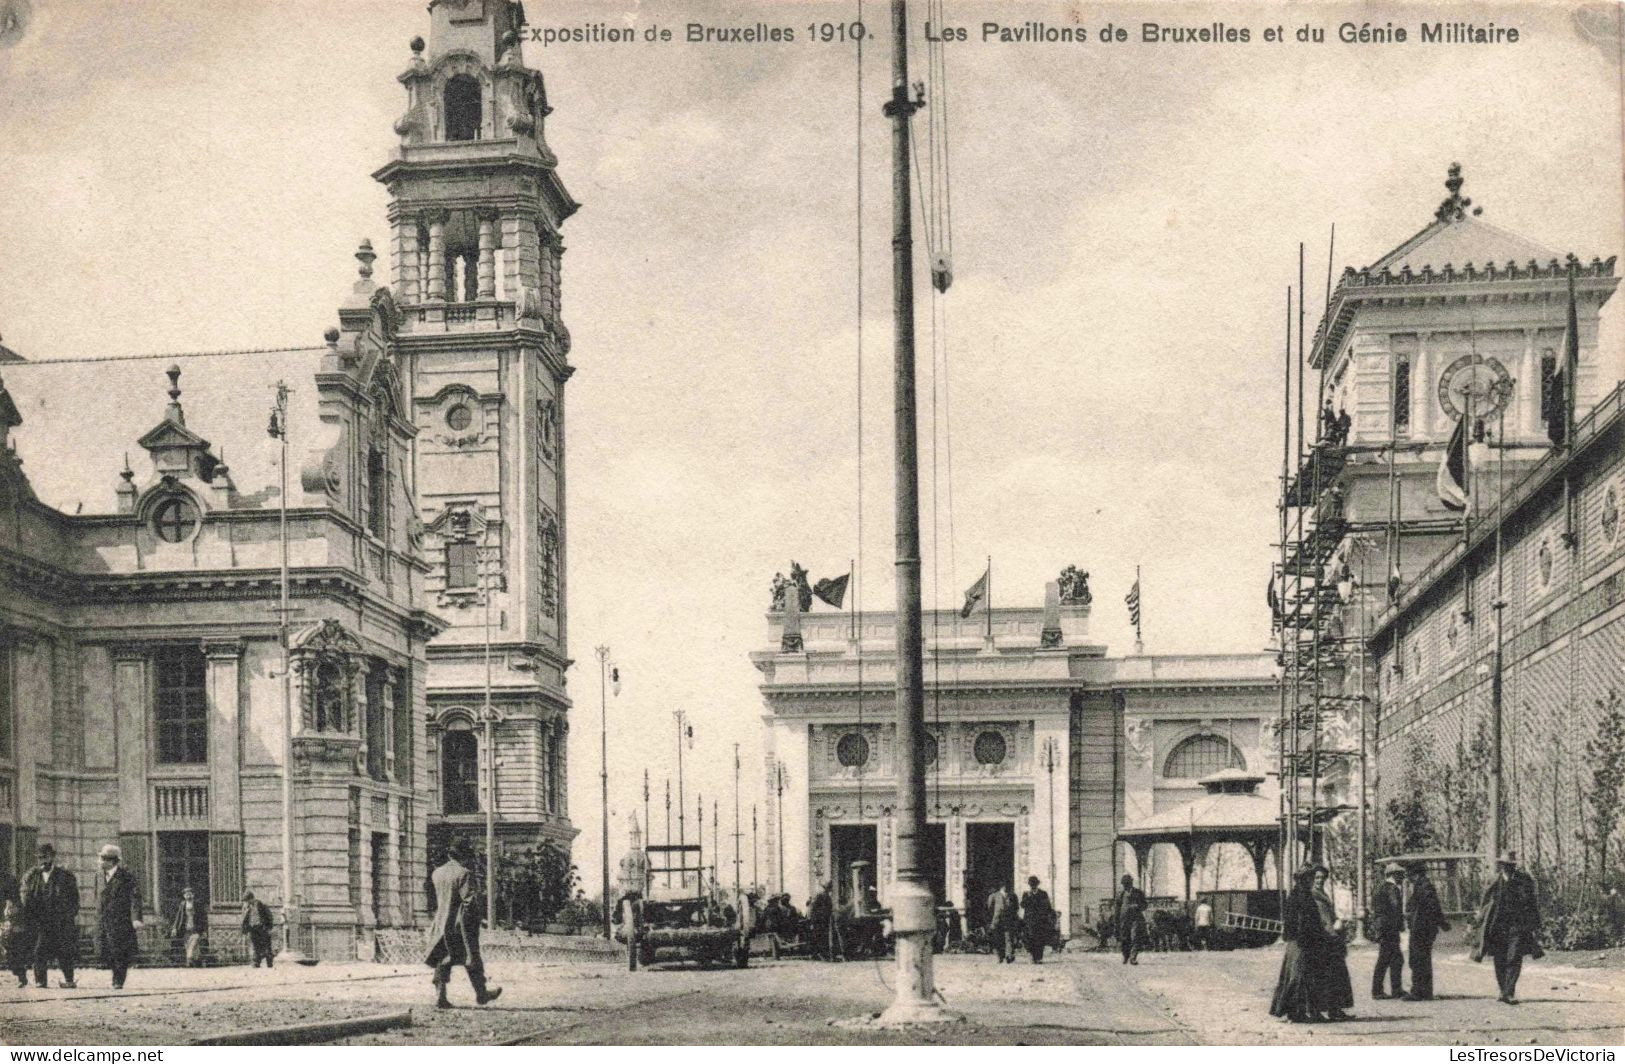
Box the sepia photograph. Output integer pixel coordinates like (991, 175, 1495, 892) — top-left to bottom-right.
(0, 0, 1621, 1050)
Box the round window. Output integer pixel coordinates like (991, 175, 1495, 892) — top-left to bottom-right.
(974, 731, 1007, 766)
(836, 732, 870, 768)
(446, 404, 473, 431)
(152, 496, 200, 543)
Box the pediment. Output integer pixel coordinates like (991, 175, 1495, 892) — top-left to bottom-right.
(136, 419, 210, 451)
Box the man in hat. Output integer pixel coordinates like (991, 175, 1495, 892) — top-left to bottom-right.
(20, 842, 79, 988)
(168, 886, 205, 967)
(424, 838, 501, 1008)
(986, 881, 1020, 964)
(95, 844, 140, 989)
(1020, 875, 1055, 964)
(1473, 851, 1542, 1004)
(1369, 862, 1406, 999)
(1113, 873, 1148, 965)
(1402, 863, 1450, 1001)
(240, 891, 274, 968)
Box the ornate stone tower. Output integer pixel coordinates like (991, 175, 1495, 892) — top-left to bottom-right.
(374, 0, 579, 860)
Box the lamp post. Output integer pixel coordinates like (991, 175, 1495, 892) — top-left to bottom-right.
(732, 743, 742, 896)
(673, 710, 688, 882)
(595, 645, 611, 939)
(774, 761, 788, 893)
(480, 543, 501, 928)
(266, 381, 310, 964)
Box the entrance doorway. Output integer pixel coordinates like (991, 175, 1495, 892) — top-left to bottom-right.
(920, 822, 946, 904)
(963, 821, 1015, 930)
(157, 831, 210, 920)
(829, 824, 876, 908)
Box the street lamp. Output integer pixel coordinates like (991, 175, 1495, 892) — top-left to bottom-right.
(595, 645, 612, 939)
(1042, 737, 1059, 891)
(480, 543, 502, 928)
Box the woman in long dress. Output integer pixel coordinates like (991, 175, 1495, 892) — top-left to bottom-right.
(1270, 864, 1325, 1023)
(1310, 866, 1354, 1020)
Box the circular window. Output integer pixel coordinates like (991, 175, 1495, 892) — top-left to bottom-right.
(836, 732, 870, 768)
(446, 404, 473, 431)
(152, 496, 200, 543)
(974, 731, 1007, 766)
(923, 733, 938, 767)
(1603, 485, 1620, 547)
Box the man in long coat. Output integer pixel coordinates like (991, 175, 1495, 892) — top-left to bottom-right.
(20, 843, 79, 988)
(986, 882, 1020, 963)
(424, 838, 501, 1008)
(1019, 876, 1055, 964)
(1403, 864, 1450, 1001)
(1113, 874, 1148, 965)
(1369, 862, 1406, 999)
(1473, 850, 1542, 1004)
(94, 844, 140, 989)
(240, 891, 274, 968)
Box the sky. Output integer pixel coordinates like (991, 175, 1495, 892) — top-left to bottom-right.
(1, 0, 1621, 893)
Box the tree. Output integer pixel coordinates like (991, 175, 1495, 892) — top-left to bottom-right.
(1578, 690, 1625, 885)
(1384, 741, 1437, 852)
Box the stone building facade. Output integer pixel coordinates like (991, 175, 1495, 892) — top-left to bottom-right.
(754, 576, 1277, 936)
(0, 291, 444, 959)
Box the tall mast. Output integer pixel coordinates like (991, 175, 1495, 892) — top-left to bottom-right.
(879, 0, 948, 1025)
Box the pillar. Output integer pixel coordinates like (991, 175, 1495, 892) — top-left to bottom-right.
(393, 218, 422, 305)
(205, 640, 244, 833)
(424, 214, 446, 302)
(112, 647, 148, 834)
(477, 215, 496, 299)
(1520, 330, 1540, 439)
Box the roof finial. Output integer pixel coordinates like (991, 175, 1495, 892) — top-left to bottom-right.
(165, 364, 186, 425)
(1434, 162, 1483, 223)
(356, 239, 376, 280)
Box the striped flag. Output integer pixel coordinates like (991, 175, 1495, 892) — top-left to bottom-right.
(1125, 579, 1141, 628)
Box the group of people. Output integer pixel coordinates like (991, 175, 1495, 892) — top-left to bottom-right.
(985, 876, 1057, 963)
(1272, 850, 1544, 1023)
(0, 842, 281, 990)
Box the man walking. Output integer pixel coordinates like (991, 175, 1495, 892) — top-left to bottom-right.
(1114, 873, 1148, 965)
(1193, 898, 1213, 950)
(986, 881, 1019, 963)
(1474, 851, 1542, 1004)
(240, 891, 274, 969)
(424, 838, 501, 1008)
(1402, 863, 1449, 1001)
(807, 882, 835, 961)
(95, 845, 140, 989)
(1019, 876, 1054, 964)
(169, 887, 205, 967)
(1369, 862, 1406, 999)
(20, 843, 79, 988)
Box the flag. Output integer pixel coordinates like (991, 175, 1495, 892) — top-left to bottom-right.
(1266, 573, 1281, 622)
(1548, 263, 1580, 447)
(960, 566, 989, 618)
(813, 572, 850, 609)
(1388, 562, 1402, 601)
(610, 665, 621, 697)
(685, 724, 694, 749)
(1125, 579, 1141, 628)
(1437, 415, 1468, 511)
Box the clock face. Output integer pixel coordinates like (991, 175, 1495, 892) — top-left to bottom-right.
(1437, 355, 1512, 421)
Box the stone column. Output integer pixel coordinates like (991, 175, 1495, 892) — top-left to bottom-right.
(205, 640, 244, 832)
(424, 214, 446, 302)
(392, 218, 421, 305)
(113, 647, 149, 833)
(1412, 338, 1432, 439)
(1520, 330, 1540, 439)
(477, 215, 496, 299)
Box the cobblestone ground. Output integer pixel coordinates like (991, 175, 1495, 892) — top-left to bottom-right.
(0, 943, 1620, 1046)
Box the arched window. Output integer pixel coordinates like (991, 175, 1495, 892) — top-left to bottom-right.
(1163, 734, 1245, 779)
(444, 76, 482, 142)
(1539, 349, 1558, 422)
(314, 661, 348, 732)
(1392, 353, 1412, 433)
(442, 729, 480, 814)
(366, 445, 387, 538)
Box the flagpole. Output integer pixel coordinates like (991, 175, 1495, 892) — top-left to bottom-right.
(733, 743, 742, 896)
(985, 554, 993, 644)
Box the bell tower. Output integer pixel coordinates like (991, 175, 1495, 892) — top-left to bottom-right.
(374, 0, 580, 858)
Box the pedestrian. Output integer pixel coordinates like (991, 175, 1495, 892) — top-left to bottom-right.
(168, 887, 206, 967)
(94, 845, 140, 989)
(1193, 898, 1213, 950)
(424, 838, 501, 1008)
(1402, 863, 1449, 1001)
(1019, 876, 1054, 964)
(240, 891, 274, 969)
(1310, 865, 1354, 1020)
(986, 882, 1019, 963)
(807, 882, 834, 961)
(1270, 863, 1326, 1023)
(1113, 874, 1148, 965)
(1, 864, 27, 987)
(1473, 850, 1542, 1005)
(20, 842, 79, 988)
(1369, 862, 1406, 999)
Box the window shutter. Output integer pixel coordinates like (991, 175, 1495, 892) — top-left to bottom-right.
(209, 832, 243, 911)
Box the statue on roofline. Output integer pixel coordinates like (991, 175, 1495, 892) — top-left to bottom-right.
(1058, 565, 1092, 605)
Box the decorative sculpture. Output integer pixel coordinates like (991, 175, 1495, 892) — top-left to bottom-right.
(1057, 565, 1092, 605)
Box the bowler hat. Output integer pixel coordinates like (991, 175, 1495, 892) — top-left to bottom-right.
(1383, 862, 1404, 876)
(99, 844, 121, 861)
(35, 843, 53, 856)
(1028, 876, 1039, 886)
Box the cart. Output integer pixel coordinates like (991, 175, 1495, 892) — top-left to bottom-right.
(615, 844, 751, 971)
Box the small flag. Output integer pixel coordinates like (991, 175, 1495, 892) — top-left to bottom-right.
(1548, 263, 1580, 447)
(960, 566, 989, 618)
(1125, 579, 1141, 628)
(685, 724, 694, 749)
(610, 666, 621, 697)
(813, 572, 850, 609)
(1266, 574, 1281, 622)
(1437, 415, 1468, 512)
